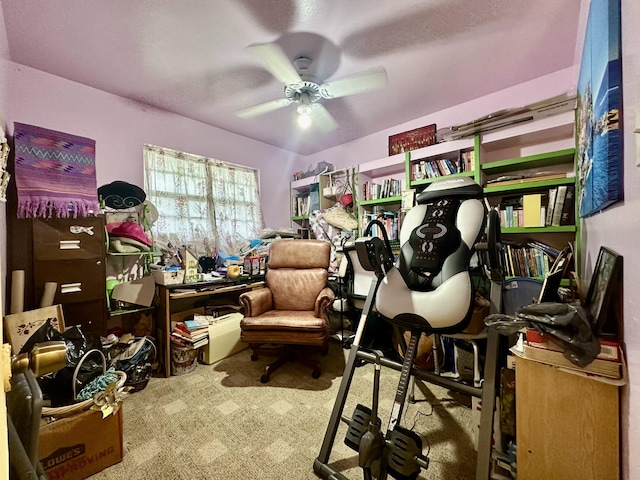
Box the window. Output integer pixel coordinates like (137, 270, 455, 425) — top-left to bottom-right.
(143, 145, 264, 256)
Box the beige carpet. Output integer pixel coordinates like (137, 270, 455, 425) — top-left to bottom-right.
(89, 340, 477, 480)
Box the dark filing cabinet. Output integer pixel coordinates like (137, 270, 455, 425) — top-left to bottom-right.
(8, 215, 108, 335)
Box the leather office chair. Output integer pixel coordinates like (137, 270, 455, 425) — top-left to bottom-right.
(239, 239, 335, 383)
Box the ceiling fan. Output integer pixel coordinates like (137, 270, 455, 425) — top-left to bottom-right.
(235, 42, 388, 132)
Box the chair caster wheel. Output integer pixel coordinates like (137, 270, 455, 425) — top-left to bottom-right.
(312, 370, 321, 379)
(260, 374, 270, 383)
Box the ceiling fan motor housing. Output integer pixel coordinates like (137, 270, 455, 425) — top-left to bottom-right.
(285, 57, 323, 106)
(285, 81, 322, 106)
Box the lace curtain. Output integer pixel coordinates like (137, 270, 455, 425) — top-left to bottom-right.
(143, 145, 264, 256)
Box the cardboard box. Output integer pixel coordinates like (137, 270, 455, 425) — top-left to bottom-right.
(462, 304, 490, 335)
(199, 312, 248, 365)
(39, 406, 123, 480)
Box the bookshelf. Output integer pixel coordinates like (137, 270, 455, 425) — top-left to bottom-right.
(407, 137, 480, 189)
(479, 110, 578, 280)
(356, 151, 407, 236)
(290, 175, 322, 237)
(288, 109, 579, 280)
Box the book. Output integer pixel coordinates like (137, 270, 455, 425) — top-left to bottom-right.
(545, 188, 557, 226)
(191, 337, 209, 349)
(171, 331, 209, 348)
(559, 184, 576, 226)
(548, 243, 572, 276)
(525, 330, 621, 362)
(401, 189, 416, 211)
(184, 316, 210, 331)
(526, 239, 560, 259)
(522, 193, 542, 227)
(520, 342, 622, 379)
(172, 322, 209, 340)
(551, 185, 567, 226)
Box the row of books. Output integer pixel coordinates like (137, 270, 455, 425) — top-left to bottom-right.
(362, 177, 404, 201)
(410, 150, 474, 182)
(171, 314, 210, 349)
(498, 184, 575, 228)
(501, 243, 552, 278)
(361, 211, 402, 241)
(546, 184, 575, 226)
(292, 194, 310, 217)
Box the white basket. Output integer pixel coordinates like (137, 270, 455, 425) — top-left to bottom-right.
(323, 185, 339, 197)
(152, 269, 185, 285)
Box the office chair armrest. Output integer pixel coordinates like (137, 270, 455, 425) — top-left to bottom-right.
(239, 287, 273, 317)
(315, 287, 335, 318)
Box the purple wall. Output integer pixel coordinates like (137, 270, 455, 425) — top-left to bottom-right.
(2, 1, 640, 475)
(1, 60, 301, 230)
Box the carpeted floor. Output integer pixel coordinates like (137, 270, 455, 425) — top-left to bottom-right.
(89, 340, 477, 480)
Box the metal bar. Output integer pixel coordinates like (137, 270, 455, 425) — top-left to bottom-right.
(356, 349, 482, 398)
(315, 279, 380, 472)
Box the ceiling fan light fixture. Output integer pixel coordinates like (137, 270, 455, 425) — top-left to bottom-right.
(297, 112, 312, 129)
(296, 104, 312, 116)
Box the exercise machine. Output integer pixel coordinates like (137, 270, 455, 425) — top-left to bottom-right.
(314, 176, 505, 480)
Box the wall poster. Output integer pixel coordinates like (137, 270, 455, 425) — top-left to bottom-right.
(577, 0, 623, 217)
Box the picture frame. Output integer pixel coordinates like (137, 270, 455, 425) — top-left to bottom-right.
(576, 0, 623, 217)
(3, 304, 66, 354)
(388, 124, 436, 156)
(584, 246, 622, 334)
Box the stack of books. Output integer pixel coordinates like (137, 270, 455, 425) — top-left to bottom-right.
(171, 315, 210, 349)
(517, 329, 623, 380)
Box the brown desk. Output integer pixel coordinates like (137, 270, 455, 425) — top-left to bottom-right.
(156, 279, 265, 377)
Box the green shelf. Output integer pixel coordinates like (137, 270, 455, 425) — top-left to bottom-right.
(481, 148, 575, 174)
(410, 171, 476, 188)
(359, 196, 402, 207)
(484, 177, 575, 195)
(501, 225, 576, 234)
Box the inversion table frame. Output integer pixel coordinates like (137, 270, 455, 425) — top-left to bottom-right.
(314, 270, 505, 480)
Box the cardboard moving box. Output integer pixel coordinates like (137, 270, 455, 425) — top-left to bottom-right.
(199, 312, 248, 365)
(39, 405, 123, 480)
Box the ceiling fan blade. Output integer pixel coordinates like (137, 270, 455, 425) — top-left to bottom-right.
(310, 103, 338, 132)
(236, 98, 293, 119)
(247, 42, 302, 85)
(320, 66, 388, 99)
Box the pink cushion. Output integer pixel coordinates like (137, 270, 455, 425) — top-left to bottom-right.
(106, 221, 153, 246)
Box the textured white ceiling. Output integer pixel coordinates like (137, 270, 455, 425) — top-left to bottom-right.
(1, 0, 584, 155)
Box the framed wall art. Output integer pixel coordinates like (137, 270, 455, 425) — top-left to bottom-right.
(576, 0, 623, 217)
(388, 124, 436, 156)
(584, 246, 622, 334)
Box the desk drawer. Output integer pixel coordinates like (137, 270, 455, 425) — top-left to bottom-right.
(34, 259, 106, 304)
(33, 217, 105, 261)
